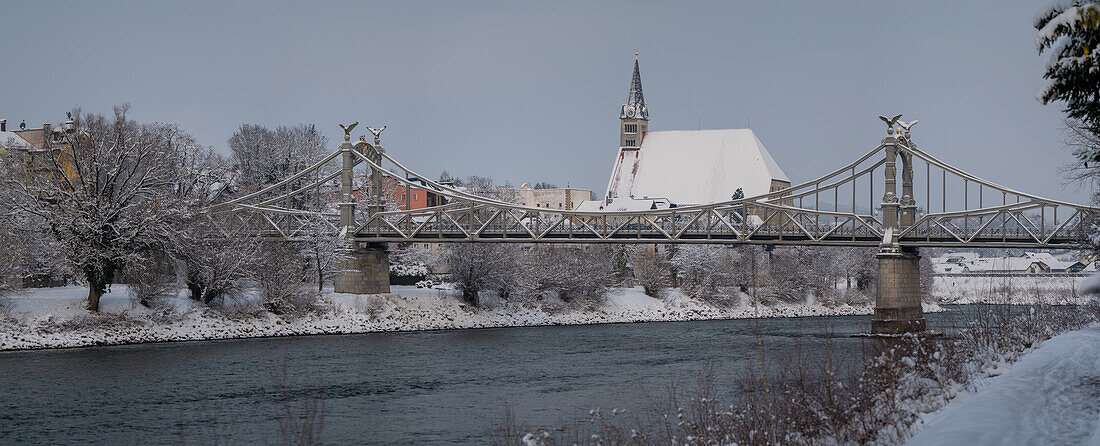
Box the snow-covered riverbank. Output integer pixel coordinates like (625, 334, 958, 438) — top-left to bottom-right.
(0, 286, 918, 351)
(932, 275, 1086, 304)
(906, 322, 1100, 445)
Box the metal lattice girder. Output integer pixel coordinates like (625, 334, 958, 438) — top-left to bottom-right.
(217, 127, 1099, 248)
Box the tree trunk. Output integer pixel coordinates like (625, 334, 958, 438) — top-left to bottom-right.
(316, 256, 323, 292)
(463, 289, 478, 306)
(84, 263, 114, 312)
(86, 284, 104, 312)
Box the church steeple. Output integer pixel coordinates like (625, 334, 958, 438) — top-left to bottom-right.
(619, 53, 648, 149)
(620, 53, 648, 120)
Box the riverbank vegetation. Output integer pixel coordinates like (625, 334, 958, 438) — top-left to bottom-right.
(493, 298, 1100, 445)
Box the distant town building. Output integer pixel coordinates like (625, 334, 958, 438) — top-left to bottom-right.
(504, 183, 593, 210)
(930, 251, 1091, 275)
(0, 117, 78, 186)
(381, 176, 446, 210)
(579, 56, 790, 211)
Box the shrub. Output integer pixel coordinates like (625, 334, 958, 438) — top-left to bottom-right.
(254, 242, 326, 316)
(517, 245, 613, 308)
(444, 243, 518, 306)
(629, 245, 671, 297)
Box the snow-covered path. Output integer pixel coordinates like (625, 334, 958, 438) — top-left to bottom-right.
(907, 323, 1100, 446)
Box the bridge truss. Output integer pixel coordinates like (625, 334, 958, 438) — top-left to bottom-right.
(213, 120, 1098, 250)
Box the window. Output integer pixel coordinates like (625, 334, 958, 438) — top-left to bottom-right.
(624, 123, 637, 134)
(413, 193, 417, 200)
(625, 139, 636, 147)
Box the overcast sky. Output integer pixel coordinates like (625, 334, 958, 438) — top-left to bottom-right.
(0, 1, 1086, 202)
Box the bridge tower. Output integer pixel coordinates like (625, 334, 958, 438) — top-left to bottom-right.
(873, 122, 925, 334)
(333, 127, 391, 295)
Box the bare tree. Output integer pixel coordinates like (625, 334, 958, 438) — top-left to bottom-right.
(1062, 118, 1100, 186)
(228, 124, 328, 193)
(254, 241, 323, 316)
(673, 244, 739, 305)
(629, 245, 671, 297)
(0, 106, 202, 311)
(444, 243, 518, 306)
(124, 249, 177, 308)
(175, 214, 258, 305)
(517, 245, 613, 306)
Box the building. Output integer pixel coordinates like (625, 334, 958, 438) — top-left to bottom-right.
(381, 176, 446, 211)
(0, 118, 78, 186)
(505, 183, 593, 210)
(930, 251, 1083, 275)
(581, 56, 790, 211)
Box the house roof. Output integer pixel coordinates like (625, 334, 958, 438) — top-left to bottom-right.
(0, 131, 32, 150)
(606, 128, 789, 205)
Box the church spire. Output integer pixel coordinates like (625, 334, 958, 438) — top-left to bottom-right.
(621, 53, 648, 120)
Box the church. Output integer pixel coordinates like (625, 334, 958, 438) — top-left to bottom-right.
(579, 56, 790, 212)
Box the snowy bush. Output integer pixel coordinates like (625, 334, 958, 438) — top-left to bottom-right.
(628, 245, 671, 298)
(354, 295, 387, 319)
(444, 243, 519, 306)
(253, 242, 327, 316)
(176, 215, 257, 305)
(212, 297, 266, 321)
(38, 311, 146, 334)
(672, 245, 740, 306)
(124, 250, 178, 309)
(516, 245, 613, 308)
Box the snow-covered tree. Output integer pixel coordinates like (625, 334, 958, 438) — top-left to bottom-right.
(0, 106, 199, 311)
(517, 245, 613, 306)
(175, 214, 258, 305)
(629, 245, 672, 297)
(444, 243, 518, 305)
(389, 245, 442, 285)
(253, 241, 322, 315)
(0, 226, 21, 296)
(764, 247, 813, 303)
(228, 124, 328, 194)
(673, 245, 739, 305)
(731, 245, 766, 295)
(1036, 1, 1100, 142)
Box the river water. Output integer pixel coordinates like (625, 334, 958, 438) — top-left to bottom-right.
(0, 309, 973, 445)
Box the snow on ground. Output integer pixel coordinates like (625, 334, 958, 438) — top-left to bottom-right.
(933, 275, 1086, 305)
(906, 322, 1100, 446)
(0, 285, 906, 351)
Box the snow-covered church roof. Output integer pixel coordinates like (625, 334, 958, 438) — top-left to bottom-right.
(607, 128, 789, 205)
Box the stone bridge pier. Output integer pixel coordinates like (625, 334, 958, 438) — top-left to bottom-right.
(873, 247, 925, 334)
(334, 242, 391, 294)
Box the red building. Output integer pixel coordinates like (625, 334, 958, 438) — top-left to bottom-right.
(381, 177, 445, 210)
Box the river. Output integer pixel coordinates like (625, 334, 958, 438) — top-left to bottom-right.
(0, 309, 974, 445)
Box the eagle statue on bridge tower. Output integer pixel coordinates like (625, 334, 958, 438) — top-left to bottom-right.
(339, 122, 359, 141)
(879, 114, 902, 136)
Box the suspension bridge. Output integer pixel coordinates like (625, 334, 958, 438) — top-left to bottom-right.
(213, 116, 1098, 334)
